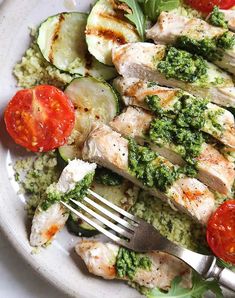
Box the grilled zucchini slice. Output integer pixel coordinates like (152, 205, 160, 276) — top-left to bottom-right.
(67, 180, 139, 237)
(37, 12, 117, 79)
(86, 0, 141, 65)
(58, 76, 119, 161)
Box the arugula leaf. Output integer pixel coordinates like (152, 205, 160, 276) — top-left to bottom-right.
(147, 272, 223, 298)
(119, 0, 146, 40)
(141, 0, 180, 22)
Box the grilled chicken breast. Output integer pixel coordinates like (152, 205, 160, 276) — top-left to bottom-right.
(110, 106, 235, 195)
(113, 77, 235, 148)
(82, 123, 215, 224)
(146, 12, 235, 75)
(112, 43, 235, 107)
(76, 240, 192, 290)
(30, 159, 96, 247)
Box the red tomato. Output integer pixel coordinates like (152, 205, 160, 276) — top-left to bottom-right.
(207, 200, 235, 265)
(185, 0, 235, 13)
(4, 85, 75, 152)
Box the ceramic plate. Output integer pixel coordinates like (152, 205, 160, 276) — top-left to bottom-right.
(0, 1, 140, 297)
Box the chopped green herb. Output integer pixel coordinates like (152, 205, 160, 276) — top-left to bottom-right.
(41, 172, 94, 210)
(128, 139, 181, 191)
(95, 167, 123, 186)
(208, 6, 228, 29)
(217, 31, 235, 50)
(176, 36, 221, 61)
(176, 32, 235, 62)
(145, 94, 207, 167)
(145, 94, 164, 115)
(157, 47, 208, 83)
(205, 109, 224, 134)
(149, 118, 204, 166)
(175, 95, 208, 130)
(116, 247, 151, 280)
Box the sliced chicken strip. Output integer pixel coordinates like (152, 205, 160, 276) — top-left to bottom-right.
(30, 203, 69, 247)
(82, 123, 215, 224)
(112, 43, 235, 108)
(110, 106, 235, 195)
(76, 240, 192, 290)
(113, 77, 235, 149)
(146, 12, 235, 75)
(30, 159, 96, 247)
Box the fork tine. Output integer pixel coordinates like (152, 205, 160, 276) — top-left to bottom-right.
(61, 201, 124, 243)
(83, 196, 136, 232)
(88, 189, 140, 223)
(70, 199, 133, 239)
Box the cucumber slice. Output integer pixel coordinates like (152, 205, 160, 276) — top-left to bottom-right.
(86, 0, 141, 65)
(59, 76, 119, 161)
(37, 12, 117, 80)
(67, 180, 139, 237)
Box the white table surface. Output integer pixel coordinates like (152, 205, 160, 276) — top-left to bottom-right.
(0, 229, 67, 298)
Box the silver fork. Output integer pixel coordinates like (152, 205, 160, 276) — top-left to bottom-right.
(61, 189, 235, 292)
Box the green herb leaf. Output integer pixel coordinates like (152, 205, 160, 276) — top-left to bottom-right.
(119, 0, 146, 40)
(208, 6, 228, 29)
(147, 271, 223, 298)
(140, 0, 180, 22)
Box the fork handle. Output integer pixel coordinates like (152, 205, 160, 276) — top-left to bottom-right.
(206, 263, 235, 292)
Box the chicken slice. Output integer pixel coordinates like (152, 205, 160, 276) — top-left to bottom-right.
(112, 42, 235, 108)
(75, 240, 192, 290)
(82, 123, 215, 224)
(113, 76, 235, 148)
(30, 159, 96, 247)
(146, 12, 235, 75)
(110, 106, 235, 195)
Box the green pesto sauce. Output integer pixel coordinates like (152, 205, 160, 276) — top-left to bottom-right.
(95, 167, 123, 186)
(208, 6, 228, 29)
(116, 247, 152, 280)
(41, 172, 94, 210)
(205, 109, 224, 134)
(157, 47, 208, 83)
(176, 32, 235, 62)
(128, 138, 181, 191)
(145, 94, 207, 168)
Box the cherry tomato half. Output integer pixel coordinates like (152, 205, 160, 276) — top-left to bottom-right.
(4, 85, 75, 152)
(185, 0, 235, 13)
(207, 200, 235, 265)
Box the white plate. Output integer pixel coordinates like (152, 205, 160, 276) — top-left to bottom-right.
(0, 1, 140, 297)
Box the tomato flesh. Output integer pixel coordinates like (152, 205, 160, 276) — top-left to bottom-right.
(4, 85, 75, 152)
(185, 0, 235, 13)
(207, 200, 235, 265)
